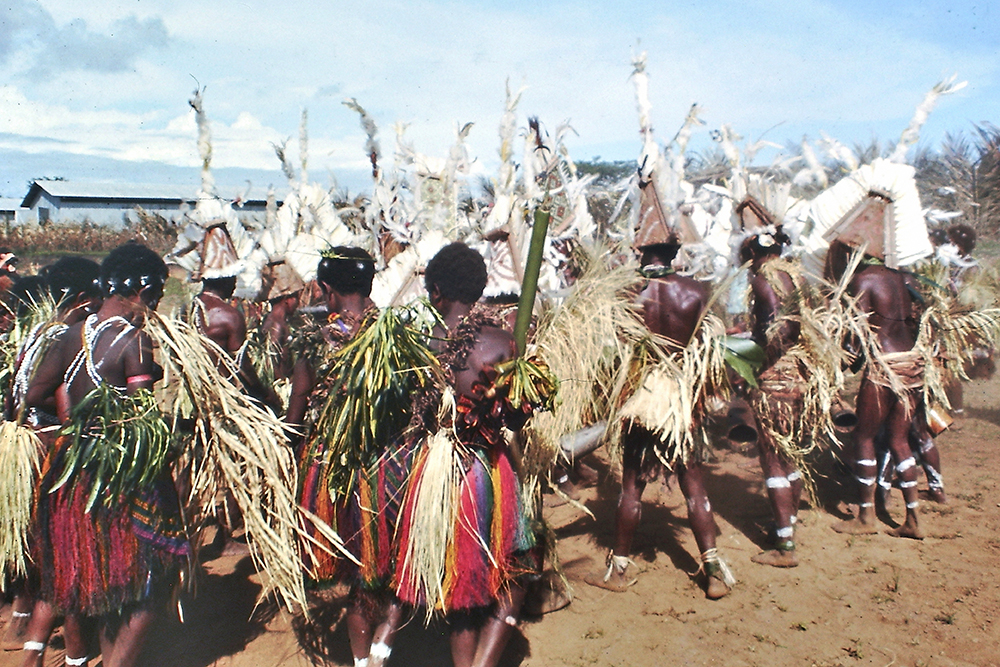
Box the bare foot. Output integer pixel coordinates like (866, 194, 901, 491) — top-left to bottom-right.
(584, 567, 636, 593)
(751, 549, 799, 568)
(887, 524, 925, 540)
(921, 488, 948, 504)
(831, 518, 879, 535)
(705, 574, 730, 599)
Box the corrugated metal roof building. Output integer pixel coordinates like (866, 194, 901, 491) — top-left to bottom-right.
(18, 180, 276, 227)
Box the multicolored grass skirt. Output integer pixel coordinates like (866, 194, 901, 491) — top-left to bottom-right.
(395, 443, 535, 612)
(33, 435, 190, 616)
(299, 438, 414, 590)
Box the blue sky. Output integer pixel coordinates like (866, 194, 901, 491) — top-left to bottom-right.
(0, 0, 996, 199)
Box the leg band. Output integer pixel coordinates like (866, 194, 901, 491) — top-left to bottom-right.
(856, 476, 877, 487)
(355, 658, 369, 667)
(789, 515, 797, 525)
(919, 440, 935, 455)
(896, 457, 916, 473)
(786, 470, 801, 482)
(906, 501, 920, 509)
(926, 466, 944, 490)
(856, 459, 877, 467)
(65, 657, 88, 667)
(11, 611, 30, 619)
(776, 526, 794, 539)
(766, 476, 791, 489)
(899, 480, 918, 489)
(859, 502, 875, 508)
(369, 642, 392, 661)
(555, 474, 570, 485)
(23, 642, 45, 653)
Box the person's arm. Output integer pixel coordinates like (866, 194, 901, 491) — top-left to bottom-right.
(24, 335, 66, 411)
(285, 357, 315, 453)
(123, 330, 157, 395)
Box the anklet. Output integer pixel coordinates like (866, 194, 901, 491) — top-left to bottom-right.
(906, 501, 919, 509)
(369, 642, 392, 661)
(603, 552, 634, 582)
(700, 548, 736, 586)
(23, 641, 45, 653)
(354, 657, 369, 667)
(65, 656, 88, 666)
(859, 502, 874, 508)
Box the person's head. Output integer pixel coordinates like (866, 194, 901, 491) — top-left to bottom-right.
(42, 256, 102, 317)
(424, 242, 488, 306)
(101, 241, 168, 310)
(5, 275, 47, 319)
(928, 227, 949, 248)
(317, 246, 376, 299)
(639, 242, 681, 269)
(947, 224, 976, 257)
(0, 247, 18, 277)
(201, 276, 238, 299)
(739, 229, 789, 266)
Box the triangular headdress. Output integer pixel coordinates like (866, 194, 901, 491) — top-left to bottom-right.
(196, 222, 244, 280)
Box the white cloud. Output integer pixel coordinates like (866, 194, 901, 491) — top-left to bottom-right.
(0, 0, 994, 193)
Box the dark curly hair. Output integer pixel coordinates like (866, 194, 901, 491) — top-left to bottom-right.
(100, 241, 168, 298)
(424, 242, 488, 305)
(317, 246, 376, 297)
(41, 256, 101, 306)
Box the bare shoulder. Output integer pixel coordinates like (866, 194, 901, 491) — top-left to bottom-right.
(475, 324, 517, 366)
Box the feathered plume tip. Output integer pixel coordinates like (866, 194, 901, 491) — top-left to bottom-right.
(890, 75, 968, 164)
(818, 131, 859, 172)
(344, 97, 381, 180)
(273, 138, 296, 183)
(188, 86, 216, 198)
(299, 108, 309, 185)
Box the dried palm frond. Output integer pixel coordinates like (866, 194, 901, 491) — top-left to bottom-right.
(146, 313, 333, 612)
(312, 305, 443, 498)
(1, 294, 58, 420)
(0, 420, 42, 582)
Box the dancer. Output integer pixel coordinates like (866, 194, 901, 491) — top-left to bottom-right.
(290, 247, 409, 667)
(396, 242, 554, 667)
(743, 225, 808, 567)
(586, 241, 732, 598)
(830, 238, 925, 539)
(21, 242, 190, 667)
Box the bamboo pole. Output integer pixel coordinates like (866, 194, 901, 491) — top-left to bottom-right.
(513, 200, 551, 355)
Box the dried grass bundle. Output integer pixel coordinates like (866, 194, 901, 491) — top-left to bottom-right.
(146, 313, 333, 612)
(0, 421, 42, 583)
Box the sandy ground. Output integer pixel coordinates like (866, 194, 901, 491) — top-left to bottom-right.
(2, 374, 998, 667)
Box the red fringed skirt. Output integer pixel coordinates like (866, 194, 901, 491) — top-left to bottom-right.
(395, 443, 535, 612)
(299, 438, 414, 590)
(33, 435, 190, 616)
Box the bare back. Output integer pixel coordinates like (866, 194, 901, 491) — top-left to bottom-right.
(452, 325, 518, 399)
(637, 274, 709, 350)
(850, 265, 915, 353)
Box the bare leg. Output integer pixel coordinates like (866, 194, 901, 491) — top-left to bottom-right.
(102, 609, 155, 667)
(470, 584, 526, 667)
(586, 435, 644, 591)
(16, 600, 57, 667)
(911, 410, 946, 503)
(62, 614, 89, 666)
(346, 597, 374, 665)
(676, 464, 729, 598)
(886, 396, 924, 539)
(2, 592, 33, 651)
(832, 379, 884, 535)
(449, 623, 477, 667)
(752, 430, 800, 566)
(368, 599, 403, 667)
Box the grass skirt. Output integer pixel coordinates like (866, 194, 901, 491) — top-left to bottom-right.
(395, 443, 535, 612)
(299, 438, 414, 590)
(33, 435, 189, 616)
